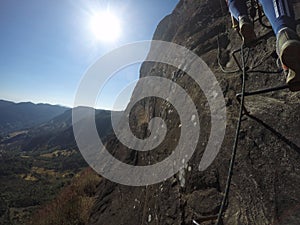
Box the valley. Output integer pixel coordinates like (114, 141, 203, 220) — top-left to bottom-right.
(0, 100, 119, 225)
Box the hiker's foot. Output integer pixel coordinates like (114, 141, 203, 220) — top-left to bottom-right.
(238, 16, 256, 46)
(277, 27, 300, 92)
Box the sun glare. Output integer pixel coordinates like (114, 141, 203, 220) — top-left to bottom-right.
(90, 11, 121, 42)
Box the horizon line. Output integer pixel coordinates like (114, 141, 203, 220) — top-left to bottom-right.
(0, 98, 125, 111)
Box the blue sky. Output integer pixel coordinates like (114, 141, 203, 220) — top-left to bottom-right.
(0, 0, 179, 110)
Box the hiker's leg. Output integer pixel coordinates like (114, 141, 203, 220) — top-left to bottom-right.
(228, 0, 248, 20)
(259, 0, 300, 91)
(228, 0, 256, 45)
(258, 0, 296, 35)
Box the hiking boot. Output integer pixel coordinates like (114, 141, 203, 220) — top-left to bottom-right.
(277, 27, 300, 92)
(238, 16, 257, 46)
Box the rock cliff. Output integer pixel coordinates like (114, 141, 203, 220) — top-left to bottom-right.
(89, 1, 300, 224)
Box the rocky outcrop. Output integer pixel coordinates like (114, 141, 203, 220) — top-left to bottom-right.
(89, 1, 300, 224)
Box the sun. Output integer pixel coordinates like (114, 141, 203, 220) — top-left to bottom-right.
(90, 11, 121, 42)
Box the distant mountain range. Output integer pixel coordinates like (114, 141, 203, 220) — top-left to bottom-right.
(0, 100, 124, 225)
(0, 100, 123, 151)
(21, 107, 121, 151)
(0, 100, 68, 135)
(0, 100, 123, 224)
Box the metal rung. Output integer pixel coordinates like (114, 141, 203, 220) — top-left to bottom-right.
(247, 69, 282, 74)
(236, 84, 289, 99)
(235, 85, 289, 116)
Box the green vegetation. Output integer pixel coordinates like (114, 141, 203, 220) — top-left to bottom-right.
(30, 168, 101, 225)
(0, 102, 118, 225)
(0, 148, 88, 225)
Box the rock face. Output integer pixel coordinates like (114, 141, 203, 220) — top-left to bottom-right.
(89, 1, 300, 224)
